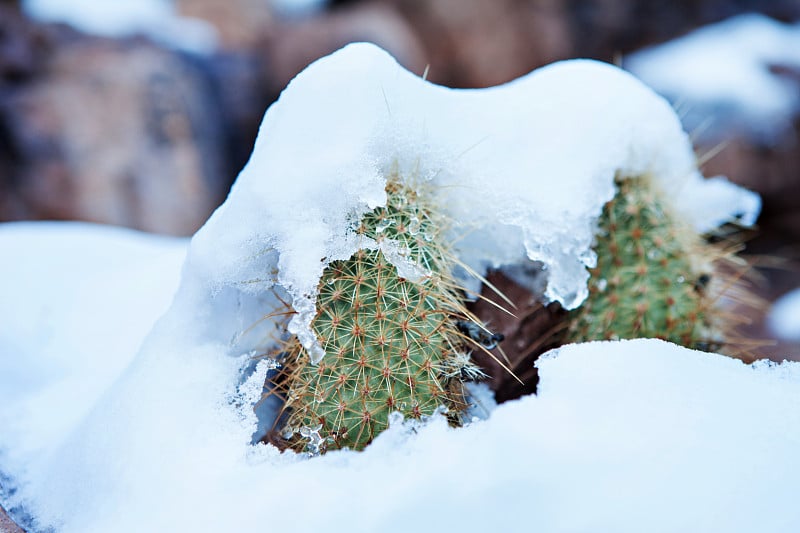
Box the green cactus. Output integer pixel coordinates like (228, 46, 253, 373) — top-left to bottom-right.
(265, 170, 492, 454)
(568, 174, 724, 350)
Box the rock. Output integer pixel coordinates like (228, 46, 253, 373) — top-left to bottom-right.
(0, 2, 47, 82)
(0, 28, 231, 235)
(175, 0, 427, 172)
(468, 271, 567, 402)
(390, 0, 572, 87)
(0, 2, 49, 221)
(262, 2, 426, 96)
(203, 50, 273, 183)
(386, 0, 800, 88)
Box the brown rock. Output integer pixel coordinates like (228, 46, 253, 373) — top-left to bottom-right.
(0, 2, 47, 82)
(386, 0, 800, 88)
(0, 31, 230, 235)
(176, 0, 276, 50)
(203, 50, 273, 183)
(263, 2, 426, 95)
(391, 0, 572, 87)
(177, 1, 428, 168)
(469, 270, 567, 403)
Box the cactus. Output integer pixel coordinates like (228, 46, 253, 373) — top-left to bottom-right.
(567, 174, 730, 350)
(264, 169, 494, 454)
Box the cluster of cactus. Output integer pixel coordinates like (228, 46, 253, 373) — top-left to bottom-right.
(567, 174, 729, 350)
(264, 171, 495, 454)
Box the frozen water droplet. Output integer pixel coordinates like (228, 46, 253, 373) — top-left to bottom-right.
(388, 411, 404, 427)
(375, 219, 395, 234)
(307, 342, 325, 365)
(327, 278, 336, 285)
(677, 275, 686, 283)
(596, 278, 608, 292)
(422, 232, 434, 242)
(299, 424, 326, 457)
(263, 357, 282, 371)
(377, 239, 432, 283)
(647, 249, 660, 260)
(408, 216, 421, 236)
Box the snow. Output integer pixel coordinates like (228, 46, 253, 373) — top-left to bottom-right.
(625, 14, 800, 143)
(769, 288, 800, 341)
(0, 44, 778, 532)
(0, 223, 186, 475)
(1, 226, 798, 532)
(22, 0, 218, 54)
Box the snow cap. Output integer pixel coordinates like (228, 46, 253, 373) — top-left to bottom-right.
(186, 42, 759, 360)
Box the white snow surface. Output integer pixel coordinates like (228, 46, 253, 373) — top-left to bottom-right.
(1, 223, 798, 531)
(626, 14, 800, 142)
(0, 223, 186, 473)
(769, 288, 800, 341)
(186, 43, 758, 361)
(23, 0, 218, 54)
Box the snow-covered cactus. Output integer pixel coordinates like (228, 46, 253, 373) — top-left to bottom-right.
(267, 171, 491, 453)
(568, 174, 727, 350)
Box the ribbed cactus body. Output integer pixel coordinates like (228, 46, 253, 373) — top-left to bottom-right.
(568, 175, 718, 349)
(271, 175, 484, 453)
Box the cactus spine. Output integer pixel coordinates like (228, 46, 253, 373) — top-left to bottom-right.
(568, 174, 726, 350)
(266, 169, 489, 453)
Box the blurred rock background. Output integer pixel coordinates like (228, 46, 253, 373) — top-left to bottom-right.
(0, 0, 798, 360)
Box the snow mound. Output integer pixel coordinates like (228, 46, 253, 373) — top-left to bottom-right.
(23, 0, 218, 54)
(769, 288, 800, 341)
(2, 228, 799, 532)
(187, 42, 758, 362)
(626, 14, 800, 143)
(0, 223, 186, 474)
